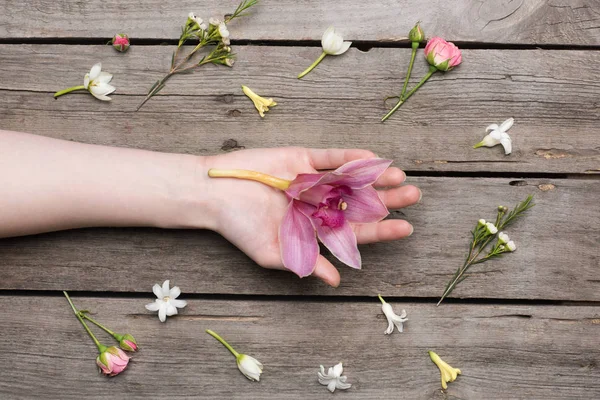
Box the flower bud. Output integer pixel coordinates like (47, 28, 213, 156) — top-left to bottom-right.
(97, 346, 130, 376)
(237, 354, 263, 381)
(408, 22, 424, 42)
(498, 205, 508, 213)
(118, 333, 138, 352)
(424, 37, 462, 71)
(112, 34, 130, 53)
(506, 240, 516, 251)
(477, 219, 486, 227)
(485, 222, 498, 234)
(498, 232, 509, 244)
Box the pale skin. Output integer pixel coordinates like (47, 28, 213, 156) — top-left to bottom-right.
(0, 130, 421, 287)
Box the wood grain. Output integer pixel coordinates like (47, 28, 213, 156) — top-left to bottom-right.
(1, 0, 600, 45)
(1, 177, 598, 300)
(1, 296, 599, 399)
(1, 45, 599, 174)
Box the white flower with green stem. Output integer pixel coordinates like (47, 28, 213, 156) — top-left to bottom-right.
(136, 0, 258, 110)
(438, 196, 534, 305)
(54, 63, 116, 101)
(206, 329, 263, 381)
(297, 27, 352, 79)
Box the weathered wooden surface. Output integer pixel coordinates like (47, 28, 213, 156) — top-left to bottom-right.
(1, 296, 599, 399)
(1, 45, 599, 174)
(1, 177, 598, 301)
(1, 0, 600, 45)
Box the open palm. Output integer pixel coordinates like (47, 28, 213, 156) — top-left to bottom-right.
(204, 148, 420, 287)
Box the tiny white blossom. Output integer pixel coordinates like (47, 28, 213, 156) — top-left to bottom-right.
(498, 232, 510, 244)
(485, 222, 498, 234)
(218, 22, 230, 38)
(83, 63, 115, 101)
(379, 295, 408, 334)
(321, 27, 352, 55)
(478, 218, 486, 227)
(506, 240, 516, 251)
(237, 354, 263, 381)
(474, 118, 514, 155)
(145, 280, 187, 322)
(209, 17, 221, 26)
(318, 363, 352, 393)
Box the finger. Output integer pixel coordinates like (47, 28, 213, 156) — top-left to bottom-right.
(374, 167, 406, 188)
(311, 255, 341, 287)
(378, 185, 422, 209)
(308, 148, 375, 170)
(354, 219, 414, 244)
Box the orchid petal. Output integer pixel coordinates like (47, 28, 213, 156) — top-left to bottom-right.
(279, 201, 319, 277)
(162, 280, 170, 297)
(331, 40, 352, 55)
(499, 117, 514, 132)
(170, 299, 187, 308)
(343, 186, 389, 224)
(322, 158, 392, 189)
(158, 303, 167, 322)
(500, 137, 512, 154)
(165, 303, 178, 316)
(315, 220, 361, 269)
(285, 173, 325, 198)
(169, 285, 181, 299)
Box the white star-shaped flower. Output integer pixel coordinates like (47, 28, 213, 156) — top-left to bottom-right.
(318, 362, 352, 393)
(474, 118, 514, 155)
(378, 295, 408, 334)
(145, 280, 187, 322)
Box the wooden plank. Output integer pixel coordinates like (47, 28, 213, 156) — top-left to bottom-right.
(1, 0, 600, 45)
(1, 45, 599, 174)
(1, 177, 598, 301)
(1, 296, 599, 399)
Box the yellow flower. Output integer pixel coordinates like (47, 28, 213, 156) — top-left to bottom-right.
(242, 85, 277, 118)
(428, 351, 461, 390)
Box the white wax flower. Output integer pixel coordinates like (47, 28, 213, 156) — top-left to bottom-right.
(485, 222, 498, 234)
(506, 240, 516, 251)
(498, 232, 510, 244)
(145, 280, 187, 322)
(318, 362, 352, 393)
(378, 294, 408, 334)
(474, 118, 514, 155)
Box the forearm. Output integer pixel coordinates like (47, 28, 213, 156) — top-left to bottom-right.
(0, 130, 215, 238)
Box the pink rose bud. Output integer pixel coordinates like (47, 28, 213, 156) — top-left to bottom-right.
(112, 34, 130, 52)
(424, 37, 462, 72)
(118, 333, 138, 352)
(408, 22, 424, 43)
(97, 346, 130, 376)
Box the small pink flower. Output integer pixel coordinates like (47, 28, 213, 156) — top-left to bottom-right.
(117, 333, 138, 352)
(97, 346, 130, 376)
(280, 159, 392, 277)
(424, 37, 462, 71)
(112, 34, 130, 52)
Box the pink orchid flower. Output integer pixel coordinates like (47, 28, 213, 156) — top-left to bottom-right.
(97, 346, 130, 376)
(281, 158, 392, 277)
(208, 158, 392, 278)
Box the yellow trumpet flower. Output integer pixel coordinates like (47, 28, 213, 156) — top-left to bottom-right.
(242, 85, 277, 118)
(428, 351, 461, 390)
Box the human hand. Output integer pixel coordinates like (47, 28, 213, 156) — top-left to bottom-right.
(202, 148, 421, 287)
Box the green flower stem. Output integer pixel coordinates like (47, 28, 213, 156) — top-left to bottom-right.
(382, 65, 437, 122)
(378, 294, 386, 304)
(54, 85, 86, 98)
(206, 329, 239, 358)
(298, 52, 327, 79)
(63, 292, 105, 351)
(79, 313, 116, 337)
(400, 41, 420, 99)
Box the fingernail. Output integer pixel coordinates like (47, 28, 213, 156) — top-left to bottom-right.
(418, 189, 423, 203)
(408, 224, 414, 236)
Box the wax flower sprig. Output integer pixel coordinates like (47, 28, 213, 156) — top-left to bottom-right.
(437, 195, 534, 305)
(208, 158, 391, 277)
(382, 26, 462, 122)
(63, 292, 137, 376)
(136, 0, 258, 111)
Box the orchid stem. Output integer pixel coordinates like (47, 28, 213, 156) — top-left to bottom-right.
(400, 42, 419, 100)
(206, 329, 240, 358)
(381, 65, 437, 122)
(79, 313, 117, 337)
(54, 85, 86, 98)
(298, 52, 327, 79)
(378, 294, 386, 304)
(63, 292, 105, 351)
(208, 168, 291, 190)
